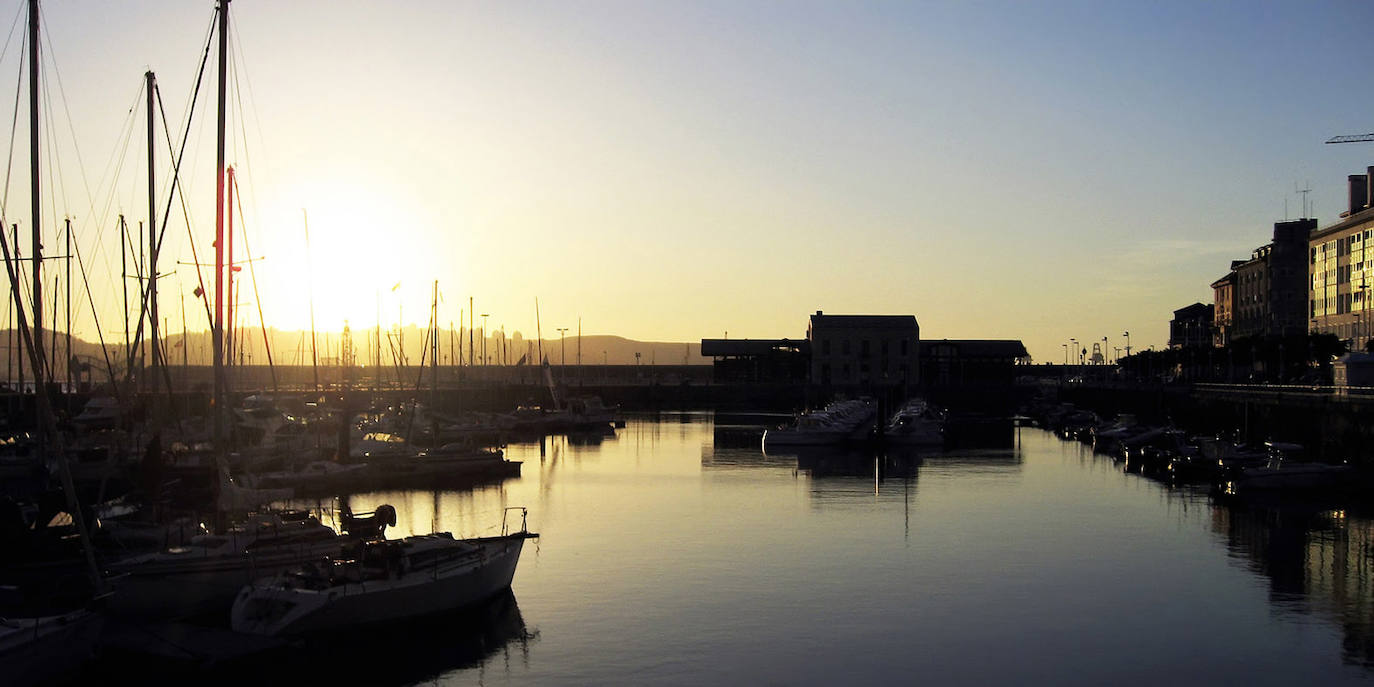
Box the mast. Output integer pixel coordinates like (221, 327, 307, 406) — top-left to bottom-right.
(430, 281, 438, 416)
(213, 0, 228, 452)
(28, 0, 44, 462)
(12, 224, 18, 394)
(303, 209, 318, 391)
(64, 218, 70, 393)
(226, 166, 234, 373)
(146, 71, 159, 395)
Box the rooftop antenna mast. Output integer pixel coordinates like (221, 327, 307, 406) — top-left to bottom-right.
(1297, 180, 1312, 219)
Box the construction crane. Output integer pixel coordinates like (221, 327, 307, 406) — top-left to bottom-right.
(1326, 133, 1374, 144)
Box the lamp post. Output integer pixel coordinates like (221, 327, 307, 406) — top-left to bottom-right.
(1361, 280, 1369, 352)
(556, 328, 569, 366)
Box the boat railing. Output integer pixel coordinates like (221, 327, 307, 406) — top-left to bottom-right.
(502, 507, 530, 537)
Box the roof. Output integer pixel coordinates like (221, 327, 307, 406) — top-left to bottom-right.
(700, 339, 810, 357)
(1173, 302, 1212, 318)
(919, 339, 1029, 359)
(1311, 205, 1374, 242)
(1210, 272, 1235, 289)
(808, 313, 917, 329)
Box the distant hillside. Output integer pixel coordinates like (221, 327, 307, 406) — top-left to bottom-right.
(0, 328, 709, 377)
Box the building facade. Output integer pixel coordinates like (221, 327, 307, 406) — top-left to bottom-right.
(1169, 302, 1215, 349)
(700, 338, 810, 383)
(918, 340, 1029, 387)
(1211, 272, 1235, 347)
(1310, 169, 1374, 350)
(807, 312, 919, 386)
(1226, 218, 1314, 341)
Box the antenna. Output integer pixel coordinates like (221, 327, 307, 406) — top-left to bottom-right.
(1297, 180, 1312, 219)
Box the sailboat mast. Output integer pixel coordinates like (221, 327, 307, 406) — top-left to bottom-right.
(303, 209, 318, 391)
(28, 0, 44, 459)
(431, 281, 438, 409)
(120, 216, 128, 373)
(64, 218, 70, 392)
(147, 70, 159, 394)
(12, 224, 18, 393)
(226, 166, 235, 372)
(213, 0, 228, 451)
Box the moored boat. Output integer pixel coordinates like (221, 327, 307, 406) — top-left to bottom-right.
(230, 509, 537, 636)
(105, 508, 377, 619)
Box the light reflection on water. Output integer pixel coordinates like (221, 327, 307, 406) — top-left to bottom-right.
(297, 415, 1374, 685)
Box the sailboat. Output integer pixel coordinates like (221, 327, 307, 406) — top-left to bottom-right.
(231, 509, 538, 636)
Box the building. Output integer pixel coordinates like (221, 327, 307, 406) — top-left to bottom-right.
(1211, 271, 1235, 346)
(1227, 218, 1314, 341)
(700, 338, 810, 383)
(1310, 168, 1374, 351)
(807, 312, 919, 386)
(1169, 302, 1214, 349)
(918, 340, 1029, 387)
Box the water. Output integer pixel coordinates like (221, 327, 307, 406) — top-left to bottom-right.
(295, 414, 1374, 685)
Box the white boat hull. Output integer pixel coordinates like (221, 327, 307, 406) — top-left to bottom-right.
(231, 535, 529, 636)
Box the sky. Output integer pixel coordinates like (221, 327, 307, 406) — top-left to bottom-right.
(2, 0, 1374, 364)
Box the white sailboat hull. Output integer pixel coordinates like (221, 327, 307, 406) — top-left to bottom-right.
(231, 535, 529, 636)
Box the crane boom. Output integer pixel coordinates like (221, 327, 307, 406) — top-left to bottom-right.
(1326, 133, 1374, 144)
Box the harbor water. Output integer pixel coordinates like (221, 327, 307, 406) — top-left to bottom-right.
(150, 413, 1374, 685)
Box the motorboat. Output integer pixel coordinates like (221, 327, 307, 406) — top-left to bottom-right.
(1227, 442, 1354, 493)
(250, 461, 371, 493)
(883, 399, 944, 447)
(230, 509, 537, 636)
(763, 399, 875, 448)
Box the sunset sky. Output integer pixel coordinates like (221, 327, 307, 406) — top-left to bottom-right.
(4, 0, 1374, 363)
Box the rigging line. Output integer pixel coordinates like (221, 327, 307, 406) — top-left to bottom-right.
(82, 79, 143, 302)
(66, 214, 122, 399)
(0, 3, 23, 108)
(154, 84, 212, 333)
(233, 172, 275, 391)
(37, 16, 68, 223)
(1, 28, 22, 301)
(126, 14, 216, 364)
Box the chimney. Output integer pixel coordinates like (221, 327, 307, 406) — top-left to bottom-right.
(1350, 174, 1369, 216)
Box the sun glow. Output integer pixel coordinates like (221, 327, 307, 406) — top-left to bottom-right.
(242, 174, 445, 334)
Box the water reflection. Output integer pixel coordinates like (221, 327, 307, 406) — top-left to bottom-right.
(1213, 499, 1374, 669)
(256, 418, 1374, 684)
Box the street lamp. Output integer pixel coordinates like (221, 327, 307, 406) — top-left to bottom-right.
(1360, 280, 1369, 352)
(556, 328, 569, 366)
